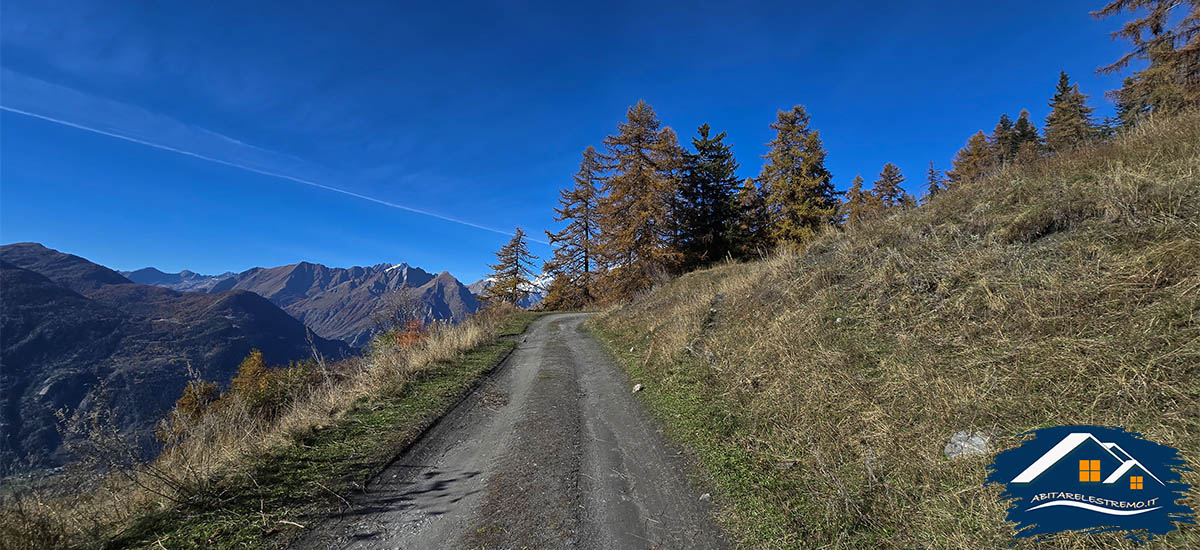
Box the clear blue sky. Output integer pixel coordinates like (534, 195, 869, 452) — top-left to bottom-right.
(1, 1, 1136, 282)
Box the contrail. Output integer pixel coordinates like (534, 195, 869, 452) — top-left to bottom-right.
(0, 105, 547, 244)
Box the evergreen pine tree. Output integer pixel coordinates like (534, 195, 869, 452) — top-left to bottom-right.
(678, 123, 741, 270)
(871, 162, 906, 209)
(990, 113, 1017, 163)
(1011, 109, 1043, 164)
(595, 100, 684, 299)
(659, 127, 690, 268)
(1012, 110, 1041, 151)
(946, 131, 993, 187)
(543, 146, 601, 308)
(759, 105, 839, 244)
(481, 228, 538, 306)
(922, 161, 945, 204)
(1044, 71, 1098, 152)
(729, 178, 770, 258)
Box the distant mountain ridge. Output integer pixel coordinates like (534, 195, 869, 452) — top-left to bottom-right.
(467, 274, 550, 309)
(126, 262, 480, 348)
(0, 243, 349, 476)
(121, 267, 234, 292)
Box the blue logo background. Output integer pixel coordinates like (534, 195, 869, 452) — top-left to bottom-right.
(986, 425, 1194, 542)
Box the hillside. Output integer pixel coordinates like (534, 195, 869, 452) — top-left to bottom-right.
(0, 244, 349, 476)
(591, 112, 1200, 548)
(128, 262, 479, 347)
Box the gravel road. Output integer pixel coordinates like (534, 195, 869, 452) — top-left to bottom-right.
(294, 313, 726, 550)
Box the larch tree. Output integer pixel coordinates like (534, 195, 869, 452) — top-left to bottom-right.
(1044, 71, 1099, 152)
(872, 162, 908, 209)
(678, 123, 741, 270)
(543, 146, 602, 309)
(843, 174, 882, 226)
(946, 130, 993, 187)
(1094, 1, 1200, 124)
(594, 100, 685, 299)
(759, 105, 839, 244)
(481, 227, 539, 307)
(922, 161, 945, 204)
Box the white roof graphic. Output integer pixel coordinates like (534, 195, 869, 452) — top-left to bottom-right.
(1011, 432, 1164, 485)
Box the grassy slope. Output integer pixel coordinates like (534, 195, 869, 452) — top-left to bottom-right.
(591, 113, 1200, 549)
(112, 312, 544, 549)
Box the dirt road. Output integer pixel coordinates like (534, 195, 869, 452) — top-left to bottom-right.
(295, 313, 726, 550)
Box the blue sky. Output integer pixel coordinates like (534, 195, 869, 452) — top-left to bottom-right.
(1, 1, 1137, 282)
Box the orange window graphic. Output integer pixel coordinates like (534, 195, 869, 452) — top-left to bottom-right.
(1079, 460, 1101, 482)
(1131, 476, 1143, 490)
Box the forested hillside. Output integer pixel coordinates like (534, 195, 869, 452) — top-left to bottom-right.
(506, 0, 1200, 311)
(593, 109, 1200, 548)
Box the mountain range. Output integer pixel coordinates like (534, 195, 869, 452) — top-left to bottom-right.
(0, 242, 541, 476)
(125, 262, 481, 348)
(121, 267, 235, 292)
(0, 243, 350, 476)
(466, 275, 551, 309)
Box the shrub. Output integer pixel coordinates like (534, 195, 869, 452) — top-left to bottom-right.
(156, 379, 219, 444)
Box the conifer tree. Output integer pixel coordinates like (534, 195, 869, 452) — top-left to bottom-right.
(759, 105, 839, 244)
(1012, 109, 1041, 149)
(946, 131, 993, 187)
(1008, 109, 1043, 164)
(990, 113, 1017, 163)
(1094, 1, 1199, 123)
(922, 161, 945, 204)
(1111, 43, 1192, 125)
(1044, 71, 1099, 152)
(678, 123, 741, 270)
(594, 100, 684, 299)
(659, 128, 690, 265)
(543, 147, 601, 308)
(872, 162, 907, 209)
(481, 227, 538, 306)
(729, 178, 770, 258)
(843, 174, 882, 226)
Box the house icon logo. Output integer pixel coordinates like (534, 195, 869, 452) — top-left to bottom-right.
(986, 425, 1194, 542)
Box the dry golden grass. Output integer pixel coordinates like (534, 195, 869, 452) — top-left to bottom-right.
(592, 111, 1200, 549)
(0, 304, 519, 549)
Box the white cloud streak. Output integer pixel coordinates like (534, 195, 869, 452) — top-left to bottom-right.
(0, 104, 547, 245)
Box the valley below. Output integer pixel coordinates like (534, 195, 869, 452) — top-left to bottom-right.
(0, 243, 491, 478)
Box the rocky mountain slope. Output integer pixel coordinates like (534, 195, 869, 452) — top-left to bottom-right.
(0, 243, 349, 476)
(122, 262, 480, 348)
(206, 262, 479, 347)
